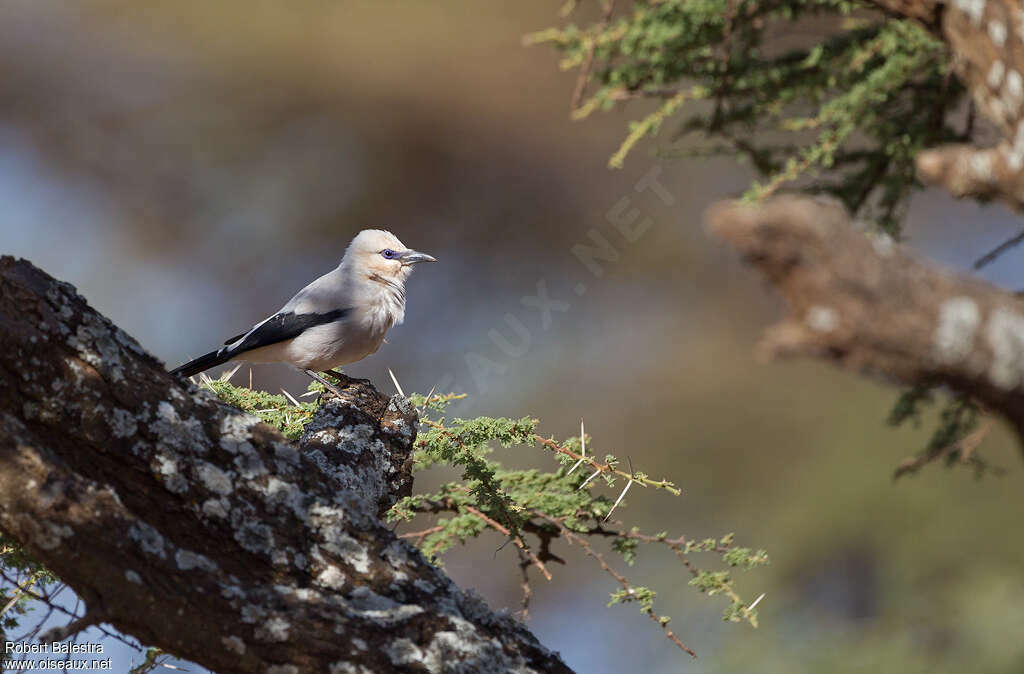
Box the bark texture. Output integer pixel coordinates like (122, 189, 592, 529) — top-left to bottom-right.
(0, 256, 571, 673)
(867, 0, 1024, 209)
(706, 196, 1024, 443)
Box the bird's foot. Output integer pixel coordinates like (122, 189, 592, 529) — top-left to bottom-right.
(324, 369, 372, 387)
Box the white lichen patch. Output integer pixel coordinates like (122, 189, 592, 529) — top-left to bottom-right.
(66, 320, 126, 382)
(330, 663, 371, 674)
(967, 151, 995, 183)
(234, 520, 275, 555)
(221, 584, 246, 601)
(109, 408, 138, 438)
(151, 402, 208, 457)
(1009, 123, 1024, 173)
(347, 587, 425, 624)
(934, 297, 981, 365)
(990, 19, 1008, 47)
(153, 453, 189, 494)
(317, 565, 347, 590)
(868, 232, 895, 257)
(1006, 70, 1024, 113)
(219, 413, 261, 454)
(197, 462, 234, 496)
(954, 0, 985, 26)
(124, 570, 142, 585)
(36, 522, 74, 550)
(240, 604, 267, 624)
(258, 616, 291, 642)
(65, 358, 86, 385)
(319, 527, 370, 574)
(988, 60, 1007, 89)
(175, 548, 218, 573)
(273, 584, 317, 603)
(986, 306, 1024, 389)
(202, 498, 230, 519)
(233, 451, 268, 480)
(385, 638, 425, 668)
(221, 636, 246, 655)
(256, 477, 309, 521)
(805, 306, 838, 334)
(273, 442, 301, 469)
(350, 638, 367, 652)
(413, 579, 437, 595)
(129, 522, 167, 558)
(309, 503, 347, 524)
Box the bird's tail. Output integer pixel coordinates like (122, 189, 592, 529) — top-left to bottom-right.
(170, 347, 233, 378)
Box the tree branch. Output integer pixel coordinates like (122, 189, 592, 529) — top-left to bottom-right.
(867, 0, 1024, 209)
(705, 196, 1024, 445)
(0, 256, 572, 673)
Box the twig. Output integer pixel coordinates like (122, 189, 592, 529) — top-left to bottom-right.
(398, 525, 445, 547)
(463, 504, 552, 581)
(515, 548, 534, 620)
(973, 228, 1024, 269)
(40, 612, 102, 644)
(535, 435, 680, 494)
(537, 512, 696, 657)
(570, 0, 616, 113)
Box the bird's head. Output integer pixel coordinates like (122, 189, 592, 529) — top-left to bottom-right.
(343, 229, 437, 285)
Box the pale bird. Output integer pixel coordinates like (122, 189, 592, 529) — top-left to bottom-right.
(170, 229, 436, 394)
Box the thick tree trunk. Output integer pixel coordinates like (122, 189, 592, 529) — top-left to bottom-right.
(0, 256, 572, 673)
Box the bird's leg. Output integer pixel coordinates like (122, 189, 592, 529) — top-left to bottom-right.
(303, 369, 347, 399)
(324, 369, 371, 387)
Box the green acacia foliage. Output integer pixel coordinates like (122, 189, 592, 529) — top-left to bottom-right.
(528, 0, 966, 235)
(0, 533, 56, 643)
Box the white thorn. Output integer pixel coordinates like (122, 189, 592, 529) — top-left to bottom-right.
(747, 592, 766, 611)
(604, 478, 633, 521)
(580, 418, 586, 457)
(219, 363, 243, 383)
(578, 468, 601, 490)
(568, 418, 587, 475)
(280, 388, 301, 407)
(388, 368, 406, 397)
(421, 384, 437, 412)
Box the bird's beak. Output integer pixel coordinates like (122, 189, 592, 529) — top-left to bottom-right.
(400, 250, 437, 265)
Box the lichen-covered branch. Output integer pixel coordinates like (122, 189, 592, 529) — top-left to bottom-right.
(0, 256, 572, 673)
(872, 0, 1024, 209)
(705, 196, 1024, 445)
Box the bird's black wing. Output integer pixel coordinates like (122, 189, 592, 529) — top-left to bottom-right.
(230, 308, 352, 354)
(171, 308, 351, 379)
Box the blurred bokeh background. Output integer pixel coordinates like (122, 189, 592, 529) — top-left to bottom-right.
(3, 1, 1024, 672)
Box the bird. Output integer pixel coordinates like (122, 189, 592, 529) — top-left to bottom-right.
(169, 229, 436, 396)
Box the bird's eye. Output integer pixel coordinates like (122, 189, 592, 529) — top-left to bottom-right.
(381, 249, 397, 259)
